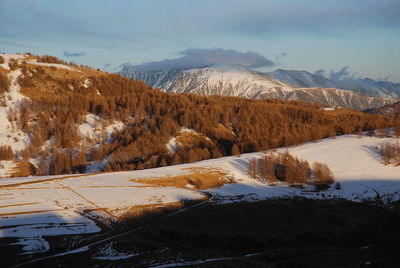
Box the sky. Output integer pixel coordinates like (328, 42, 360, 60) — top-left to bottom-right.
(0, 0, 399, 82)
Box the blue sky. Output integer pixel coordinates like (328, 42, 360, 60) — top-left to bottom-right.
(1, 0, 399, 81)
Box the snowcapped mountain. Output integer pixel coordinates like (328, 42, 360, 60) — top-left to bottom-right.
(267, 69, 336, 88)
(267, 69, 400, 99)
(121, 65, 297, 97)
(119, 68, 185, 89)
(339, 78, 400, 99)
(119, 65, 397, 110)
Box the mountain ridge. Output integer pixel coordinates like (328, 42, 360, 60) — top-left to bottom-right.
(267, 69, 400, 99)
(120, 65, 397, 110)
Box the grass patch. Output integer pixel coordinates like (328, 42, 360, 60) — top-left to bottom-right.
(119, 202, 186, 221)
(175, 131, 213, 150)
(130, 170, 232, 190)
(11, 161, 37, 177)
(17, 61, 101, 98)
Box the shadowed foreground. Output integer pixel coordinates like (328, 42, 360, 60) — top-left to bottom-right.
(15, 198, 400, 268)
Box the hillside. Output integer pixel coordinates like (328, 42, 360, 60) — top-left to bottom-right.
(120, 65, 397, 110)
(365, 101, 400, 117)
(2, 133, 400, 262)
(0, 53, 394, 177)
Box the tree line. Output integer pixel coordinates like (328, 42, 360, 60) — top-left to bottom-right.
(381, 142, 400, 166)
(248, 151, 335, 186)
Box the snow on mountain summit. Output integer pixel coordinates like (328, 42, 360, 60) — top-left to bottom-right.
(267, 69, 336, 88)
(120, 65, 396, 110)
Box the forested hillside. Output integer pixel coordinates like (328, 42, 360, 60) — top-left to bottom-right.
(0, 53, 396, 176)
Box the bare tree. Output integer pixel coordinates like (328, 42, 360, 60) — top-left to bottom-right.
(248, 158, 258, 179)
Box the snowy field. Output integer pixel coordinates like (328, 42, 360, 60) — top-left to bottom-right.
(1, 134, 399, 255)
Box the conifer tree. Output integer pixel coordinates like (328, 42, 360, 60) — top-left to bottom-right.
(104, 162, 112, 172)
(231, 144, 240, 156)
(171, 154, 182, 165)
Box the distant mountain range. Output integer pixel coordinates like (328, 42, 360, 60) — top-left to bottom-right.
(267, 69, 400, 99)
(119, 65, 398, 110)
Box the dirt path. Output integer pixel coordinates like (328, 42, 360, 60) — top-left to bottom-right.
(55, 180, 120, 221)
(0, 174, 94, 189)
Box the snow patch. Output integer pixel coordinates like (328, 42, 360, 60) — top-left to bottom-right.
(78, 114, 124, 143)
(0, 210, 101, 238)
(0, 53, 26, 70)
(10, 237, 49, 255)
(83, 78, 92, 88)
(26, 59, 77, 71)
(185, 183, 195, 189)
(91, 242, 138, 260)
(166, 127, 207, 153)
(166, 136, 178, 153)
(0, 68, 30, 153)
(0, 160, 17, 178)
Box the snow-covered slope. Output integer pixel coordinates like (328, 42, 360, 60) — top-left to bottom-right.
(0, 53, 130, 176)
(267, 69, 400, 99)
(340, 78, 400, 99)
(0, 56, 30, 153)
(0, 53, 89, 155)
(119, 68, 184, 89)
(267, 69, 336, 88)
(162, 66, 295, 97)
(1, 134, 400, 249)
(120, 65, 396, 110)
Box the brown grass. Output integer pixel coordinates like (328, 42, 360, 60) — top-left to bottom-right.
(16, 60, 102, 98)
(11, 161, 38, 177)
(324, 107, 364, 116)
(0, 160, 36, 178)
(181, 166, 225, 172)
(119, 202, 185, 220)
(130, 170, 232, 190)
(175, 131, 213, 149)
(211, 123, 235, 140)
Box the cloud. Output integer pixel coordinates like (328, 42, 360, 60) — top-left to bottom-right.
(314, 69, 326, 78)
(377, 76, 391, 82)
(315, 67, 358, 81)
(329, 67, 354, 81)
(129, 48, 275, 71)
(275, 52, 287, 63)
(63, 51, 86, 58)
(234, 0, 400, 36)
